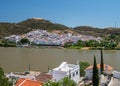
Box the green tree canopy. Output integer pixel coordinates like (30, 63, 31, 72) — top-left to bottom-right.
(20, 38, 30, 44)
(0, 67, 12, 86)
(43, 77, 76, 86)
(79, 62, 90, 76)
(60, 77, 77, 86)
(43, 81, 60, 86)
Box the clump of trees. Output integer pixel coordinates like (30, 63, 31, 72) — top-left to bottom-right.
(19, 38, 30, 44)
(79, 62, 90, 76)
(0, 67, 13, 86)
(64, 34, 119, 49)
(0, 39, 16, 47)
(43, 77, 76, 86)
(64, 40, 100, 48)
(101, 34, 118, 49)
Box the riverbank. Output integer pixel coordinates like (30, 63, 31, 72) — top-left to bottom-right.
(1, 45, 120, 50)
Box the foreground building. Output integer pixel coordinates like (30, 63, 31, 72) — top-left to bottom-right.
(49, 61, 80, 83)
(7, 71, 40, 80)
(85, 64, 113, 79)
(15, 78, 43, 86)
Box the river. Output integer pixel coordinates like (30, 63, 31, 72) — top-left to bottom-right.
(0, 47, 119, 73)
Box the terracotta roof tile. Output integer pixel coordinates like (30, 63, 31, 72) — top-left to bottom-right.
(15, 78, 43, 86)
(86, 64, 113, 71)
(36, 73, 52, 82)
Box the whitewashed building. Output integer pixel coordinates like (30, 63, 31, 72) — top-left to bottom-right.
(6, 71, 40, 80)
(112, 71, 120, 79)
(85, 64, 113, 79)
(49, 61, 80, 83)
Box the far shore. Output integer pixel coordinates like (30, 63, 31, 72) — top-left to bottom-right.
(0, 45, 120, 50)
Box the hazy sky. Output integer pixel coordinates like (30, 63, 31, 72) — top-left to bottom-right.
(0, 0, 120, 28)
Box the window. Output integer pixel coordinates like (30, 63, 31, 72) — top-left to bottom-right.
(69, 75, 71, 78)
(76, 71, 78, 75)
(73, 73, 75, 77)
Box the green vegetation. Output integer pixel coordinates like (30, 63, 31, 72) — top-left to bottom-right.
(100, 34, 118, 49)
(92, 56, 99, 86)
(18, 18, 68, 31)
(0, 23, 31, 37)
(64, 40, 100, 49)
(43, 77, 76, 86)
(79, 62, 90, 76)
(60, 77, 76, 86)
(43, 81, 61, 86)
(100, 48, 104, 74)
(64, 34, 120, 49)
(19, 38, 30, 44)
(0, 67, 13, 86)
(74, 26, 120, 37)
(1, 18, 120, 38)
(0, 18, 120, 49)
(0, 39, 16, 47)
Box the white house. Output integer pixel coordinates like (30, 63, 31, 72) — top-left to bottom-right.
(49, 61, 80, 83)
(85, 64, 113, 79)
(6, 71, 40, 80)
(112, 71, 120, 79)
(107, 71, 120, 86)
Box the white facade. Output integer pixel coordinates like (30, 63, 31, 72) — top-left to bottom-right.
(49, 61, 80, 83)
(6, 71, 40, 80)
(85, 69, 93, 79)
(85, 64, 113, 79)
(112, 71, 120, 79)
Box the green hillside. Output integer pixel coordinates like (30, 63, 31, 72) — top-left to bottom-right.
(0, 18, 120, 37)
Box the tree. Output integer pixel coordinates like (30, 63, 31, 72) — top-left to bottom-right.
(43, 81, 60, 86)
(43, 77, 76, 86)
(0, 67, 13, 86)
(20, 38, 30, 44)
(100, 48, 104, 74)
(79, 62, 90, 76)
(60, 77, 77, 86)
(76, 40, 85, 47)
(86, 40, 99, 47)
(92, 56, 99, 86)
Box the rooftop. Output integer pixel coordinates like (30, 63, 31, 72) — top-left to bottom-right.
(86, 64, 113, 71)
(15, 78, 43, 86)
(36, 73, 52, 82)
(53, 61, 78, 72)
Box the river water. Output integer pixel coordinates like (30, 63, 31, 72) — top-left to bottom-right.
(0, 47, 119, 73)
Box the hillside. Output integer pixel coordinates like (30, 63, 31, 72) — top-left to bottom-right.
(0, 18, 72, 37)
(0, 23, 31, 37)
(17, 18, 69, 31)
(0, 18, 120, 37)
(73, 26, 120, 37)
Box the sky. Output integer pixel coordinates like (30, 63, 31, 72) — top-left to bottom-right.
(0, 0, 120, 28)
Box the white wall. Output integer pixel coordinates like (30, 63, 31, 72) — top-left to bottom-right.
(69, 65, 80, 83)
(49, 64, 80, 83)
(85, 69, 100, 79)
